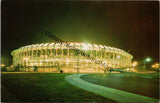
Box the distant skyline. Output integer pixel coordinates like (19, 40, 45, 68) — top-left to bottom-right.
(2, 1, 159, 66)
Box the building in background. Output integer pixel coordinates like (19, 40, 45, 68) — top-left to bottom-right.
(11, 42, 133, 73)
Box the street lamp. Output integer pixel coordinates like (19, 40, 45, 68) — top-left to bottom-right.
(146, 58, 151, 62)
(144, 57, 151, 73)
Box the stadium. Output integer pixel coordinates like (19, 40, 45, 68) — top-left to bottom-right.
(11, 42, 133, 73)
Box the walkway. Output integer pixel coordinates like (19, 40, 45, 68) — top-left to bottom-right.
(65, 74, 159, 102)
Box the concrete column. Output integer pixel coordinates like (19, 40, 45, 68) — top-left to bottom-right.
(101, 49, 102, 60)
(22, 48, 24, 67)
(62, 48, 63, 56)
(36, 46, 38, 57)
(125, 55, 127, 67)
(40, 47, 42, 57)
(96, 50, 97, 59)
(28, 49, 30, 57)
(108, 49, 110, 67)
(109, 49, 111, 60)
(18, 50, 20, 65)
(19, 49, 22, 67)
(31, 46, 33, 57)
(91, 49, 92, 57)
(26, 48, 28, 57)
(122, 53, 124, 67)
(113, 50, 115, 68)
(67, 47, 69, 56)
(104, 49, 106, 60)
(50, 47, 52, 56)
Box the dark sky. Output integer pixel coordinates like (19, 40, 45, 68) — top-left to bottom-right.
(1, 0, 159, 66)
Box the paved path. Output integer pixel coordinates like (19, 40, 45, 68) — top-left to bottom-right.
(65, 74, 159, 102)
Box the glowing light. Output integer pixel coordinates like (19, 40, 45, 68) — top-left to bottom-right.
(132, 61, 138, 67)
(104, 46, 108, 49)
(152, 63, 159, 68)
(66, 62, 69, 65)
(88, 43, 93, 47)
(30, 63, 33, 66)
(49, 43, 54, 46)
(23, 57, 29, 60)
(40, 63, 42, 66)
(44, 43, 49, 46)
(10, 65, 13, 68)
(82, 44, 88, 50)
(38, 43, 44, 47)
(99, 45, 104, 48)
(108, 64, 112, 67)
(69, 43, 74, 46)
(152, 65, 155, 68)
(145, 58, 151, 62)
(33, 44, 39, 47)
(1, 64, 5, 67)
(94, 44, 99, 48)
(108, 46, 113, 50)
(117, 55, 121, 59)
(75, 43, 80, 46)
(155, 63, 159, 66)
(11, 41, 133, 73)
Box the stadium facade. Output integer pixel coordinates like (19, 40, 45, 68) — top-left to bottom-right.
(11, 42, 133, 73)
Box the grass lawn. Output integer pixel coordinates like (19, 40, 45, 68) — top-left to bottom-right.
(1, 72, 115, 102)
(80, 73, 159, 99)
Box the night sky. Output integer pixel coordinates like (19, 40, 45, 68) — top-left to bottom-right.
(1, 0, 159, 66)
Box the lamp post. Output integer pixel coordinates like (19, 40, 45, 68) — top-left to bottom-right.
(144, 57, 151, 73)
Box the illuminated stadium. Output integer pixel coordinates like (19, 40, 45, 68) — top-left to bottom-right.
(11, 42, 133, 73)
